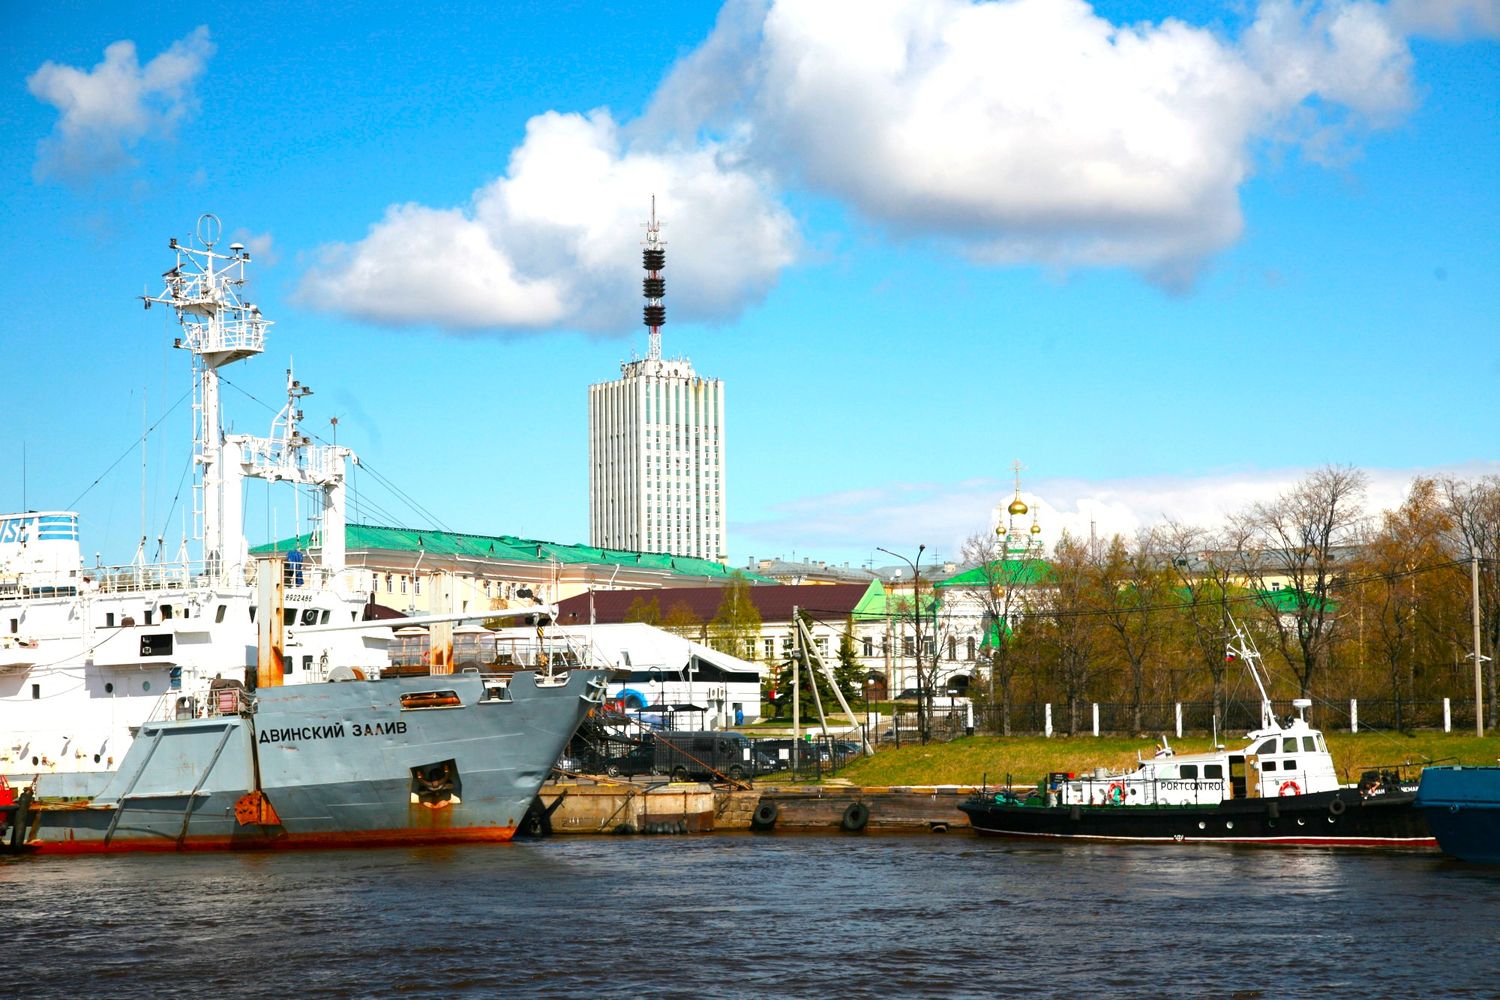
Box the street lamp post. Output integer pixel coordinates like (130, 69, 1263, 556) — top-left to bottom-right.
(878, 544, 928, 743)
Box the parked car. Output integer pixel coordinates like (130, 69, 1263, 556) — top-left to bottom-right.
(654, 730, 765, 781)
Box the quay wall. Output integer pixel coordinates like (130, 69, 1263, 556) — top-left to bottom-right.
(538, 781, 974, 835)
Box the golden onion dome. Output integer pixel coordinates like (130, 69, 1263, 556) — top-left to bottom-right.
(1007, 497, 1029, 516)
(1030, 522, 1043, 535)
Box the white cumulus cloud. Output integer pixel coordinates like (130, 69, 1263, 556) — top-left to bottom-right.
(27, 26, 215, 182)
(648, 0, 1426, 287)
(297, 110, 796, 334)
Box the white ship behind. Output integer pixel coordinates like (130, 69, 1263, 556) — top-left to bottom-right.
(2, 215, 386, 787)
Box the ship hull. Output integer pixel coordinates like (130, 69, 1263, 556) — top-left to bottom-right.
(960, 788, 1436, 848)
(9, 670, 604, 854)
(1415, 766, 1500, 863)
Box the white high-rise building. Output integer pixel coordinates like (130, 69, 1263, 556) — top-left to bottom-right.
(588, 203, 726, 562)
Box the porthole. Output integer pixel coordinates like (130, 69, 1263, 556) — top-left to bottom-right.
(93, 754, 101, 763)
(31, 756, 38, 766)
(1298, 818, 1306, 826)
(143, 681, 151, 692)
(1225, 820, 1235, 830)
(1198, 821, 1206, 830)
(105, 682, 114, 694)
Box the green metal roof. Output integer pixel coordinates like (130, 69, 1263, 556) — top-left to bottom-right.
(250, 523, 767, 581)
(935, 559, 1053, 588)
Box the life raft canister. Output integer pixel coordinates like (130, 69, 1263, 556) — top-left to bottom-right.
(1278, 780, 1301, 797)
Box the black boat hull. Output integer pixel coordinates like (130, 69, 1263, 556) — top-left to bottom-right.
(960, 788, 1436, 848)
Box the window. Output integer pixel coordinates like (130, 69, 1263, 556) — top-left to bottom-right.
(903, 636, 914, 656)
(215, 605, 226, 623)
(401, 577, 408, 594)
(966, 637, 976, 661)
(1263, 760, 1277, 771)
(1180, 764, 1199, 779)
(1256, 739, 1276, 755)
(386, 574, 392, 593)
(1283, 738, 1297, 753)
(861, 637, 873, 657)
(1204, 764, 1224, 779)
(947, 637, 957, 660)
(302, 655, 313, 674)
(1302, 736, 1316, 752)
(415, 577, 422, 595)
(1283, 759, 1297, 771)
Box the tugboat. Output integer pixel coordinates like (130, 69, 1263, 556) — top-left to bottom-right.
(960, 622, 1435, 848)
(1415, 765, 1500, 863)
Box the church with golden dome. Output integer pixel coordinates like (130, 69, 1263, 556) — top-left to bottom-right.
(996, 460, 1045, 556)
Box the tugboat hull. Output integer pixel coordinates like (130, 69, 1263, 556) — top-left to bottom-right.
(960, 788, 1436, 848)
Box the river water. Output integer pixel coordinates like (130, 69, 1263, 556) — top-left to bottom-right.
(3, 835, 1497, 999)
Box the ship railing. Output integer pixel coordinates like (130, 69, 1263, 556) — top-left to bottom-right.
(87, 560, 209, 594)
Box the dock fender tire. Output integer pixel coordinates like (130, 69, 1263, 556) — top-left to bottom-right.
(1328, 797, 1347, 817)
(751, 800, 779, 830)
(841, 802, 870, 832)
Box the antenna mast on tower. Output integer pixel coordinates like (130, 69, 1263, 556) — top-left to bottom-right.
(642, 196, 666, 362)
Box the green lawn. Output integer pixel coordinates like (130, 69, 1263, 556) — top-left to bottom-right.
(835, 731, 1500, 788)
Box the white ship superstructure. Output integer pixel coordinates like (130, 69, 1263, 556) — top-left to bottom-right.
(1, 216, 382, 784)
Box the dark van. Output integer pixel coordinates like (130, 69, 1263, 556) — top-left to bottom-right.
(653, 730, 763, 782)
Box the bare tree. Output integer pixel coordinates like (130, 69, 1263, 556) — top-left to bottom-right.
(1162, 521, 1245, 730)
(1045, 532, 1104, 733)
(1438, 475, 1500, 728)
(1351, 477, 1452, 730)
(1234, 466, 1367, 698)
(1093, 529, 1175, 733)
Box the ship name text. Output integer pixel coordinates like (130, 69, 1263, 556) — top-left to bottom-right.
(258, 720, 408, 744)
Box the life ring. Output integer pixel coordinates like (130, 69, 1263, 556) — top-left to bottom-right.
(1278, 780, 1301, 797)
(751, 800, 779, 830)
(1107, 782, 1127, 805)
(1328, 797, 1347, 817)
(841, 802, 870, 832)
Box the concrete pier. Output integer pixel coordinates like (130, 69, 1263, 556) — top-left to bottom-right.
(538, 780, 976, 835)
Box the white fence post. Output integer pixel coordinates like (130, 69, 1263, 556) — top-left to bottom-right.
(1350, 698, 1359, 734)
(1443, 697, 1452, 733)
(1175, 702, 1183, 739)
(1045, 702, 1053, 738)
(1092, 702, 1100, 737)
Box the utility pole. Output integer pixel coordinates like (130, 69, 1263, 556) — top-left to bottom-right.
(878, 544, 927, 743)
(1473, 554, 1487, 738)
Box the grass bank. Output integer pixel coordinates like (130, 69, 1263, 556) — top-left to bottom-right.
(835, 731, 1500, 788)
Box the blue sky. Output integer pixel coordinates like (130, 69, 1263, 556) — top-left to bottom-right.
(3, 0, 1497, 571)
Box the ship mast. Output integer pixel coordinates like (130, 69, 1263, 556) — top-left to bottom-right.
(144, 215, 353, 583)
(1227, 616, 1276, 730)
(143, 215, 267, 582)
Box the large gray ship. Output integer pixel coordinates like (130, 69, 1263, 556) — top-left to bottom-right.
(6, 664, 606, 854)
